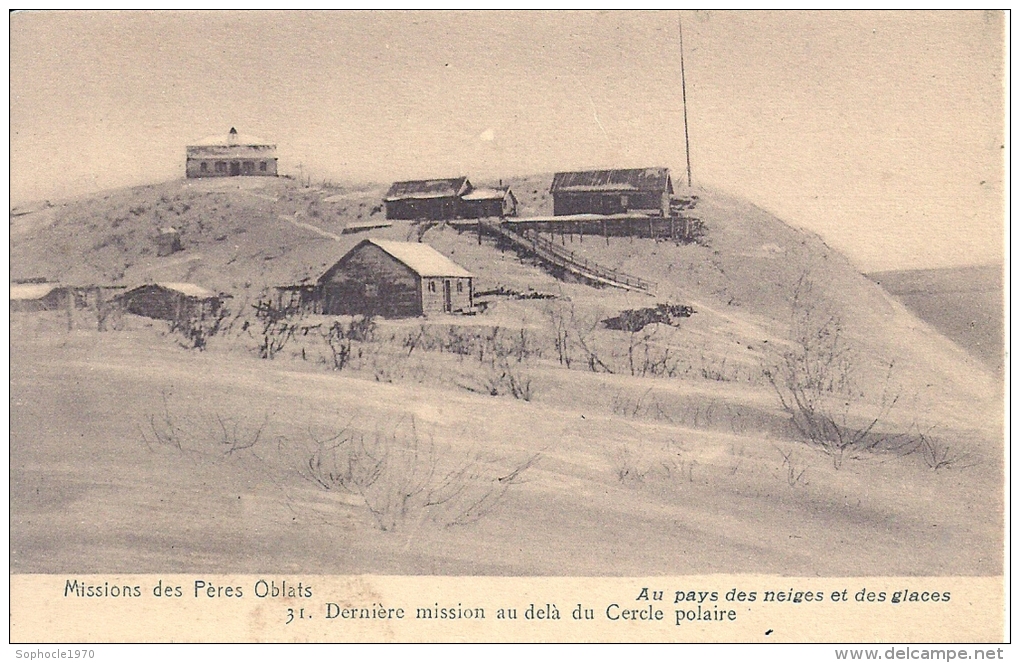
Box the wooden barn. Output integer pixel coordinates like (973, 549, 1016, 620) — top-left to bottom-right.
(119, 283, 223, 321)
(318, 239, 473, 318)
(10, 283, 69, 312)
(550, 167, 674, 217)
(460, 187, 518, 219)
(384, 177, 473, 220)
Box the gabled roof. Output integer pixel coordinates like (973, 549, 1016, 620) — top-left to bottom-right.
(156, 282, 219, 298)
(550, 168, 673, 194)
(329, 239, 473, 279)
(460, 187, 514, 201)
(384, 177, 472, 202)
(124, 282, 218, 299)
(10, 283, 60, 300)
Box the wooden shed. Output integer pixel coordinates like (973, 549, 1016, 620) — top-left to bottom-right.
(384, 177, 473, 220)
(9, 283, 69, 312)
(156, 227, 183, 257)
(460, 187, 518, 219)
(550, 167, 674, 217)
(119, 283, 223, 322)
(318, 239, 473, 318)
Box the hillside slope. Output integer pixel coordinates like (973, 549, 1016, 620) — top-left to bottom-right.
(10, 175, 1003, 576)
(868, 265, 1004, 374)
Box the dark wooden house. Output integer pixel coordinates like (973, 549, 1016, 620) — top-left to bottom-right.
(550, 167, 674, 217)
(318, 239, 473, 318)
(384, 177, 473, 220)
(119, 283, 223, 321)
(460, 187, 518, 219)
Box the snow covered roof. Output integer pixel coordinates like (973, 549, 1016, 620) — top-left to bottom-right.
(187, 128, 275, 148)
(154, 282, 219, 298)
(460, 187, 511, 201)
(10, 283, 59, 300)
(384, 177, 471, 201)
(550, 168, 673, 194)
(363, 239, 472, 278)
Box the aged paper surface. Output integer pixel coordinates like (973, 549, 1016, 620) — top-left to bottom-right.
(9, 10, 1006, 644)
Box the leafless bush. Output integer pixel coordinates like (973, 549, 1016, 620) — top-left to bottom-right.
(612, 439, 694, 487)
(302, 418, 539, 531)
(463, 356, 535, 401)
(763, 276, 900, 469)
(217, 413, 269, 456)
(140, 390, 274, 457)
(775, 446, 809, 487)
(244, 299, 320, 359)
(914, 430, 973, 471)
(169, 302, 231, 350)
(140, 390, 188, 452)
(322, 316, 376, 371)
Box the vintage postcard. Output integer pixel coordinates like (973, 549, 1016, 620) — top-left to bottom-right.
(8, 10, 1006, 648)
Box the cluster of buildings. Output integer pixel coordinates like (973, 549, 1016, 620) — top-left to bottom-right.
(11, 130, 695, 323)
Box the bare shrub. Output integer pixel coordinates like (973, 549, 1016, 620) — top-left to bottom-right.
(915, 430, 973, 471)
(140, 390, 188, 452)
(169, 302, 231, 350)
(302, 418, 539, 531)
(140, 390, 276, 457)
(775, 446, 809, 487)
(244, 298, 315, 359)
(763, 276, 899, 468)
(612, 439, 694, 487)
(545, 301, 613, 373)
(322, 316, 376, 371)
(217, 413, 269, 456)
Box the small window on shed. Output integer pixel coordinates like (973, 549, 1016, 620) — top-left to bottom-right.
(428, 281, 436, 293)
(216, 161, 227, 173)
(456, 281, 463, 293)
(260, 161, 267, 172)
(200, 162, 208, 172)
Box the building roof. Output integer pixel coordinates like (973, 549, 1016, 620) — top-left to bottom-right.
(353, 239, 472, 278)
(150, 282, 219, 299)
(188, 127, 275, 148)
(384, 177, 472, 202)
(460, 187, 513, 201)
(10, 283, 59, 300)
(550, 168, 673, 194)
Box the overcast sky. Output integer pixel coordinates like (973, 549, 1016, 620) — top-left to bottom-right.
(10, 10, 1005, 271)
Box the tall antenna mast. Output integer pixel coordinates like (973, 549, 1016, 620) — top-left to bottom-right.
(678, 12, 693, 188)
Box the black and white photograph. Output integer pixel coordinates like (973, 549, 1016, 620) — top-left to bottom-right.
(8, 10, 1006, 644)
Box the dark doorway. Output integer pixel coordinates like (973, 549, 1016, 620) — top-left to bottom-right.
(443, 280, 452, 313)
(230, 161, 240, 176)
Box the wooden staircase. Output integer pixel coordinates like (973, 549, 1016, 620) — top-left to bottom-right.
(477, 219, 656, 294)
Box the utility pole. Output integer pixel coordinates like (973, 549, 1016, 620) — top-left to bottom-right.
(678, 12, 693, 188)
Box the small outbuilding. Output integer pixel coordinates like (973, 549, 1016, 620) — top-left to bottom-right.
(156, 227, 183, 256)
(460, 187, 518, 219)
(318, 239, 473, 317)
(120, 283, 223, 321)
(10, 283, 69, 312)
(550, 167, 674, 217)
(384, 177, 473, 220)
